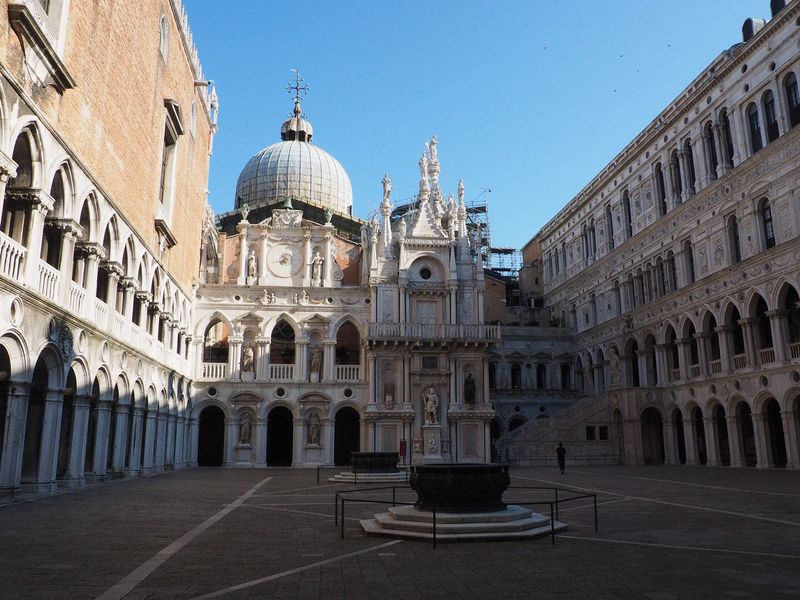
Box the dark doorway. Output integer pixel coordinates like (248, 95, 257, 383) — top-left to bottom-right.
(714, 405, 730, 466)
(765, 399, 787, 467)
(57, 369, 77, 478)
(693, 407, 707, 465)
(334, 407, 360, 466)
(267, 406, 293, 466)
(640, 407, 665, 465)
(22, 358, 48, 482)
(198, 406, 225, 466)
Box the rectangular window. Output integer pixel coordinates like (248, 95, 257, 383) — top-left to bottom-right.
(599, 426, 609, 441)
(764, 206, 775, 249)
(422, 356, 438, 370)
(585, 426, 596, 441)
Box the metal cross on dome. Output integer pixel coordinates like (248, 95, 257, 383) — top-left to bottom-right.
(287, 68, 310, 104)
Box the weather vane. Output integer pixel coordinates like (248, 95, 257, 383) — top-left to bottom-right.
(287, 68, 310, 105)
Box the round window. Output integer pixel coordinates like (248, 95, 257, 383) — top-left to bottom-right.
(207, 387, 218, 397)
(420, 267, 432, 280)
(275, 387, 286, 398)
(343, 388, 353, 398)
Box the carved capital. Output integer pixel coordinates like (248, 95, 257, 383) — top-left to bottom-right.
(76, 241, 107, 260)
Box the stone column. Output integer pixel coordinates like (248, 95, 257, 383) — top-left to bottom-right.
(111, 405, 128, 472)
(782, 410, 800, 469)
(303, 231, 312, 287)
(56, 222, 79, 306)
(726, 415, 744, 468)
(224, 417, 236, 467)
(128, 407, 144, 473)
(92, 401, 112, 476)
(82, 249, 103, 314)
(293, 417, 303, 467)
(0, 383, 31, 491)
(681, 416, 699, 466)
(174, 415, 185, 469)
(322, 339, 336, 383)
(255, 337, 270, 380)
(663, 420, 678, 465)
(228, 336, 243, 380)
(297, 339, 309, 382)
(189, 417, 199, 467)
(703, 416, 721, 467)
(166, 414, 176, 467)
(237, 228, 248, 285)
(732, 105, 749, 164)
(663, 160, 675, 206)
(700, 130, 713, 188)
(695, 333, 710, 377)
(155, 412, 167, 469)
(654, 345, 668, 386)
(766, 309, 789, 362)
(751, 412, 772, 468)
(142, 411, 156, 473)
(323, 235, 333, 288)
(255, 417, 267, 468)
(66, 394, 91, 484)
(676, 338, 691, 381)
(739, 318, 759, 368)
(715, 325, 734, 372)
(23, 193, 54, 287)
(712, 122, 728, 177)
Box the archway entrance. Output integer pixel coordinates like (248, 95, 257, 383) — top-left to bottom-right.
(56, 369, 77, 479)
(22, 357, 50, 483)
(640, 408, 665, 465)
(765, 399, 787, 468)
(334, 407, 360, 466)
(692, 407, 706, 465)
(267, 406, 293, 466)
(198, 406, 225, 466)
(737, 402, 757, 467)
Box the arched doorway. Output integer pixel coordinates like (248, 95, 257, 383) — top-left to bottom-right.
(673, 409, 687, 464)
(267, 406, 293, 466)
(737, 402, 757, 467)
(640, 407, 665, 465)
(334, 407, 360, 466)
(198, 406, 225, 466)
(22, 356, 51, 483)
(764, 399, 787, 468)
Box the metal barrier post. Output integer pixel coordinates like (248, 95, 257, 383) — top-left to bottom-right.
(340, 497, 345, 539)
(392, 487, 396, 507)
(334, 492, 338, 527)
(555, 488, 559, 521)
(550, 503, 555, 545)
(594, 494, 598, 532)
(317, 465, 320, 484)
(432, 506, 437, 549)
(354, 467, 357, 486)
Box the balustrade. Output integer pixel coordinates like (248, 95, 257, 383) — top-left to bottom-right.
(270, 363, 294, 381)
(759, 347, 776, 364)
(690, 364, 701, 378)
(368, 322, 500, 341)
(671, 368, 681, 381)
(791, 342, 800, 359)
(37, 261, 59, 301)
(69, 281, 86, 314)
(113, 312, 126, 338)
(733, 353, 748, 369)
(710, 359, 722, 374)
(335, 364, 361, 381)
(202, 362, 228, 379)
(93, 297, 108, 325)
(0, 232, 26, 280)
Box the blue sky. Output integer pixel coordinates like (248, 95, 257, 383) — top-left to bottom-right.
(188, 0, 768, 250)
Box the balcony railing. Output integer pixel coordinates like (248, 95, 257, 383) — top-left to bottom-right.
(670, 368, 680, 381)
(93, 297, 108, 325)
(710, 359, 722, 374)
(0, 232, 26, 281)
(690, 364, 701, 378)
(202, 362, 227, 379)
(335, 364, 361, 382)
(759, 347, 776, 364)
(368, 322, 500, 341)
(270, 364, 294, 381)
(112, 312, 126, 338)
(791, 341, 800, 359)
(37, 261, 59, 302)
(69, 281, 86, 315)
(733, 353, 747, 369)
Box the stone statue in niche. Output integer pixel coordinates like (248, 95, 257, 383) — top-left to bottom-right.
(239, 412, 252, 445)
(309, 346, 322, 381)
(307, 413, 321, 445)
(464, 372, 476, 404)
(609, 349, 620, 385)
(241, 344, 254, 372)
(311, 251, 324, 285)
(247, 250, 257, 279)
(423, 386, 439, 425)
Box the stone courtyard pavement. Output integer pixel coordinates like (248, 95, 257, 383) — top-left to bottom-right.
(1, 465, 799, 600)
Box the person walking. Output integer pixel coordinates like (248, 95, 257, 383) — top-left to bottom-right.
(556, 442, 566, 474)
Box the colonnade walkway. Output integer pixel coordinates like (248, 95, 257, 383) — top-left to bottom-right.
(1, 465, 799, 599)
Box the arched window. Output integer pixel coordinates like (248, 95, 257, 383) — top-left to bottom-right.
(511, 363, 522, 390)
(203, 319, 229, 363)
(536, 364, 547, 389)
(560, 364, 571, 389)
(622, 191, 633, 239)
(747, 102, 763, 154)
(704, 122, 718, 182)
(684, 240, 695, 284)
(784, 72, 800, 128)
(727, 215, 741, 264)
(759, 198, 775, 249)
(654, 163, 667, 216)
(763, 90, 779, 143)
(335, 322, 360, 366)
(684, 139, 696, 194)
(270, 319, 296, 364)
(560, 242, 566, 272)
(720, 108, 735, 168)
(606, 205, 614, 250)
(670, 150, 682, 202)
(553, 247, 560, 274)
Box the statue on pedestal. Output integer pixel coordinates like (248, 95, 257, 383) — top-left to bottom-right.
(309, 346, 322, 380)
(247, 250, 257, 279)
(311, 251, 324, 285)
(464, 373, 476, 404)
(239, 412, 252, 445)
(241, 344, 254, 372)
(382, 174, 392, 201)
(307, 413, 321, 445)
(423, 386, 439, 425)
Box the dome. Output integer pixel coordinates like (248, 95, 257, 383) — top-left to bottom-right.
(235, 100, 352, 214)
